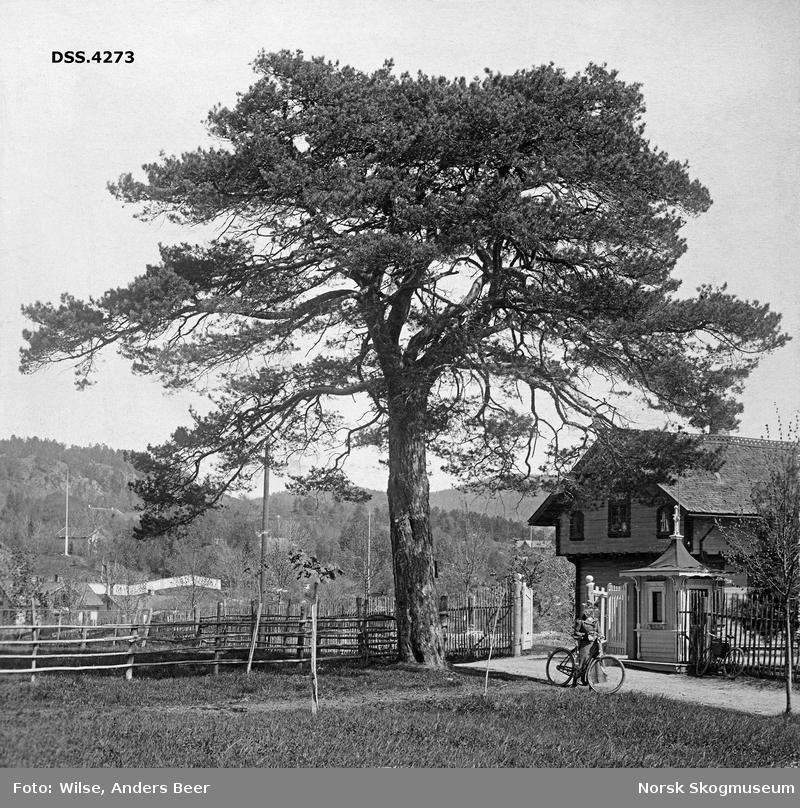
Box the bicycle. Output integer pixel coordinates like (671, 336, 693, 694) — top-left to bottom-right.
(545, 634, 626, 694)
(696, 632, 745, 679)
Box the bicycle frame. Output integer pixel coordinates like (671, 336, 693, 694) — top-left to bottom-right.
(696, 631, 745, 679)
(703, 631, 732, 660)
(546, 634, 626, 694)
(571, 636, 604, 682)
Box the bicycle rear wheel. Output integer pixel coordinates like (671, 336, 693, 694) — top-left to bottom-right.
(696, 648, 713, 677)
(723, 647, 745, 679)
(586, 655, 625, 694)
(546, 648, 577, 687)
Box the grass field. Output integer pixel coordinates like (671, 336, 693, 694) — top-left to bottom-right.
(1, 662, 799, 767)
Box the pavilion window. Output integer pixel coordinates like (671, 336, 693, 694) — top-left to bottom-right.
(650, 587, 665, 624)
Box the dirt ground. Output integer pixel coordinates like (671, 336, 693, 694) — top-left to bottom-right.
(456, 654, 796, 716)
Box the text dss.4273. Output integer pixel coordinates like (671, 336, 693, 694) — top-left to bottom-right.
(52, 51, 134, 63)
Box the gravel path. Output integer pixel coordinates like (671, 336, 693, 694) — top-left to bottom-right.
(456, 655, 794, 716)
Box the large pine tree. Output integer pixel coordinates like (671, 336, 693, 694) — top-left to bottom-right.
(21, 53, 787, 665)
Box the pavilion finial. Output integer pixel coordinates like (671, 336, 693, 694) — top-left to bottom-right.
(671, 503, 683, 539)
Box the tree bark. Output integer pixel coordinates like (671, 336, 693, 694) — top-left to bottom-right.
(387, 414, 445, 667)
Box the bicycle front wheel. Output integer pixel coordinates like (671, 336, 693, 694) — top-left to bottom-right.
(723, 647, 745, 679)
(546, 647, 577, 687)
(586, 655, 625, 694)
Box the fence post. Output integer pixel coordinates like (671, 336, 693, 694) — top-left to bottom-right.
(359, 617, 369, 664)
(282, 599, 292, 654)
(214, 601, 223, 676)
(30, 624, 40, 684)
(511, 574, 523, 657)
(355, 596, 367, 662)
(140, 611, 151, 649)
(584, 574, 592, 604)
(439, 594, 449, 650)
(126, 626, 138, 680)
(467, 592, 475, 633)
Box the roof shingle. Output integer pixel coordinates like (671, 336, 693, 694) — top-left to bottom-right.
(659, 435, 794, 516)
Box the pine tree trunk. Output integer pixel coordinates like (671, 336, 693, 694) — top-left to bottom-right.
(387, 415, 445, 667)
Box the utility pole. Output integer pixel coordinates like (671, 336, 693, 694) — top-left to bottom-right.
(64, 467, 70, 557)
(365, 509, 372, 605)
(259, 443, 270, 603)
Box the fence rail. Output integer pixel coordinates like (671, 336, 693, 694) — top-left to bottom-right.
(0, 611, 398, 680)
(678, 593, 800, 678)
(0, 587, 515, 680)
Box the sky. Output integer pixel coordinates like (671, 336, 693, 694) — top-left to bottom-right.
(1, 0, 798, 489)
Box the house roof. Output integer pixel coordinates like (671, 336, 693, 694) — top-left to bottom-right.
(528, 492, 570, 526)
(658, 435, 792, 516)
(528, 433, 794, 524)
(40, 580, 108, 607)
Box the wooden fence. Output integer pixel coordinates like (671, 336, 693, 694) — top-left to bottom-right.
(439, 589, 513, 658)
(0, 611, 397, 680)
(678, 592, 800, 678)
(0, 587, 515, 679)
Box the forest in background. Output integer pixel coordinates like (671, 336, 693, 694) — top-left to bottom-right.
(0, 437, 570, 623)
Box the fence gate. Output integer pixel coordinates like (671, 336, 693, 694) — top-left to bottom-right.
(605, 583, 628, 656)
(677, 586, 712, 667)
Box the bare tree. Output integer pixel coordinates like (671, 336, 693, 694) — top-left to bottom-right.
(722, 425, 799, 714)
(441, 517, 491, 597)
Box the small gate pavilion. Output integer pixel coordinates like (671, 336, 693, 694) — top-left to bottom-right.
(620, 506, 723, 665)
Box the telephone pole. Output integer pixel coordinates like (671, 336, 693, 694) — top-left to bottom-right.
(365, 509, 372, 604)
(259, 444, 270, 602)
(64, 467, 70, 557)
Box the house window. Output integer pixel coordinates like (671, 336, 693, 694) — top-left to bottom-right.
(656, 504, 674, 538)
(650, 587, 665, 624)
(569, 510, 584, 541)
(607, 493, 630, 537)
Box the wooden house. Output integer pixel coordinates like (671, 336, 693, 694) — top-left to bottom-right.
(528, 434, 790, 660)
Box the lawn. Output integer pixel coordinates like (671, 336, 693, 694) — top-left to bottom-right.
(1, 662, 798, 767)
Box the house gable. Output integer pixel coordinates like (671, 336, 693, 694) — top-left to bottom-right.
(529, 434, 793, 562)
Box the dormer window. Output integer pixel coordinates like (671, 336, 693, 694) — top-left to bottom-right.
(656, 504, 674, 538)
(608, 493, 630, 538)
(569, 510, 584, 541)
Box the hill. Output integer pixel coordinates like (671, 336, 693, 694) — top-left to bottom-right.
(0, 437, 139, 551)
(428, 487, 547, 521)
(0, 438, 547, 598)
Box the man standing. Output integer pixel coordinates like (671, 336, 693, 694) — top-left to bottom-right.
(572, 602, 599, 684)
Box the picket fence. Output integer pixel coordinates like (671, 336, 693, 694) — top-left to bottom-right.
(678, 592, 800, 678)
